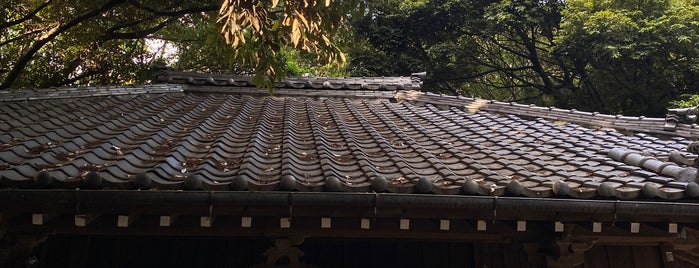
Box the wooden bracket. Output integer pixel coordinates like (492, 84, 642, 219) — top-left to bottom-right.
(545, 239, 596, 268)
(261, 235, 310, 267)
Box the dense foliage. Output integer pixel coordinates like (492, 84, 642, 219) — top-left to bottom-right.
(0, 0, 220, 89)
(218, 0, 362, 87)
(347, 0, 699, 116)
(556, 0, 699, 115)
(0, 0, 354, 89)
(3, 0, 699, 116)
(349, 0, 569, 105)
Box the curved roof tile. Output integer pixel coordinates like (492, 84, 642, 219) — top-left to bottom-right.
(0, 74, 698, 201)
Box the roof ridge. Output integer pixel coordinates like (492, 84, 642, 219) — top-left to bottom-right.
(154, 70, 423, 91)
(395, 91, 699, 139)
(0, 84, 183, 102)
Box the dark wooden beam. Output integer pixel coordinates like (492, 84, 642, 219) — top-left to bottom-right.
(74, 214, 98, 227)
(117, 214, 138, 228)
(7, 191, 699, 223)
(31, 213, 55, 226)
(560, 222, 681, 245)
(675, 250, 699, 267)
(159, 215, 178, 227)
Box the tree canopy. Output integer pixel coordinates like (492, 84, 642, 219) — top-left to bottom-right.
(0, 0, 356, 89)
(550, 0, 699, 115)
(3, 0, 699, 116)
(0, 0, 221, 89)
(217, 0, 362, 87)
(347, 0, 699, 116)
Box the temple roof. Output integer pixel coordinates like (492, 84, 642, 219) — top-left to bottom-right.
(2, 71, 699, 203)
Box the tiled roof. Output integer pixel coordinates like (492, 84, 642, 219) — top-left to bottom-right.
(0, 84, 182, 102)
(155, 70, 422, 91)
(1, 73, 699, 201)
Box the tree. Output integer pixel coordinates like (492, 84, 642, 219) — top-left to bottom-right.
(348, 0, 699, 116)
(347, 0, 568, 105)
(473, 0, 572, 105)
(555, 0, 699, 116)
(167, 13, 348, 78)
(6, 0, 699, 117)
(348, 0, 490, 93)
(0, 0, 359, 89)
(218, 0, 362, 87)
(0, 0, 224, 89)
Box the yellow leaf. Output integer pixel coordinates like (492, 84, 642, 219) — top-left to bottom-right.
(219, 0, 230, 14)
(224, 32, 231, 44)
(238, 31, 246, 44)
(272, 0, 279, 8)
(325, 0, 330, 7)
(291, 19, 301, 46)
(295, 11, 309, 27)
(251, 17, 260, 31)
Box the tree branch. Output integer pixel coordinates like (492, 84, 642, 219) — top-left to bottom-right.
(509, 92, 545, 103)
(126, 1, 218, 17)
(146, 36, 202, 43)
(514, 27, 555, 95)
(101, 17, 177, 40)
(0, 28, 46, 47)
(0, 0, 52, 29)
(0, 0, 125, 89)
(56, 69, 101, 87)
(102, 16, 159, 36)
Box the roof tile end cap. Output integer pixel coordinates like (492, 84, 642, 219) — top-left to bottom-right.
(609, 148, 699, 184)
(686, 182, 699, 197)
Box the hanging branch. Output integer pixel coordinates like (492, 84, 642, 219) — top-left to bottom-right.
(0, 0, 52, 29)
(217, 0, 360, 88)
(0, 0, 125, 89)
